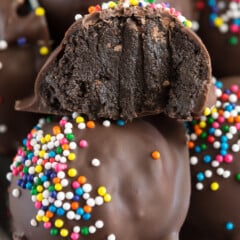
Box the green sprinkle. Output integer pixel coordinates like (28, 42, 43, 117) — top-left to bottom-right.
(229, 36, 238, 45)
(81, 226, 89, 236)
(50, 228, 58, 236)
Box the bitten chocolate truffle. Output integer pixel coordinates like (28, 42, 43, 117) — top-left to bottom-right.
(16, 1, 212, 121)
(0, 0, 50, 155)
(180, 76, 240, 240)
(8, 114, 190, 240)
(194, 0, 240, 78)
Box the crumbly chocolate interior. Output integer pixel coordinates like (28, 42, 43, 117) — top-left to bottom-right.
(30, 7, 211, 121)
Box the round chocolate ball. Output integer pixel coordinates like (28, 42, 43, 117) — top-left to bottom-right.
(8, 114, 190, 240)
(180, 76, 240, 239)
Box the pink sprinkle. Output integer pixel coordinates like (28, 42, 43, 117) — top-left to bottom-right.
(149, 3, 156, 9)
(59, 119, 67, 126)
(43, 222, 51, 229)
(54, 163, 67, 172)
(72, 181, 80, 189)
(212, 122, 219, 128)
(12, 168, 18, 176)
(230, 84, 239, 93)
(79, 139, 88, 148)
(230, 24, 239, 33)
(216, 154, 223, 162)
(32, 156, 38, 163)
(224, 154, 233, 163)
(19, 172, 24, 178)
(217, 116, 225, 123)
(235, 123, 240, 130)
(60, 138, 68, 145)
(71, 232, 79, 240)
(35, 201, 42, 209)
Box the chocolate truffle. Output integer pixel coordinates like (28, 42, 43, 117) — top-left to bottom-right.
(17, 1, 212, 121)
(194, 0, 240, 77)
(180, 76, 240, 240)
(8, 114, 190, 240)
(0, 0, 51, 155)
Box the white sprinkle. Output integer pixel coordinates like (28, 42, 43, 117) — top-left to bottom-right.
(83, 193, 90, 200)
(30, 219, 38, 227)
(213, 141, 221, 149)
(69, 142, 77, 150)
(108, 234, 116, 240)
(12, 188, 21, 198)
(73, 226, 81, 233)
(82, 183, 92, 193)
(229, 94, 238, 103)
(78, 123, 86, 129)
(42, 199, 49, 206)
(61, 179, 69, 187)
(6, 172, 12, 182)
(31, 195, 37, 202)
(44, 162, 52, 170)
(214, 129, 222, 137)
(57, 171, 65, 179)
(66, 211, 75, 220)
(205, 170, 213, 178)
(87, 198, 95, 207)
(25, 160, 32, 167)
(195, 182, 204, 190)
(91, 158, 101, 167)
(42, 190, 50, 198)
(223, 170, 231, 178)
(95, 196, 104, 206)
(60, 156, 67, 163)
(54, 200, 62, 208)
(75, 214, 81, 220)
(63, 150, 70, 157)
(56, 133, 64, 140)
(72, 112, 78, 119)
(190, 156, 198, 165)
(95, 220, 104, 229)
(0, 124, 7, 133)
(88, 225, 96, 234)
(57, 192, 65, 201)
(37, 210, 45, 217)
(63, 202, 71, 211)
(64, 128, 72, 134)
(229, 126, 237, 134)
(103, 120, 111, 127)
(28, 166, 35, 174)
(216, 167, 224, 176)
(232, 144, 240, 152)
(75, 14, 82, 21)
(190, 133, 197, 141)
(191, 21, 199, 31)
(226, 133, 233, 139)
(0, 40, 8, 50)
(66, 191, 74, 200)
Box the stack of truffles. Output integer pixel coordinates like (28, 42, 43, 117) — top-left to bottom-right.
(5, 0, 214, 240)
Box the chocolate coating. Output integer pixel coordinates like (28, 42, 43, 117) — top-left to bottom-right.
(17, 2, 211, 121)
(0, 0, 50, 155)
(9, 114, 190, 240)
(195, 0, 240, 77)
(180, 76, 240, 240)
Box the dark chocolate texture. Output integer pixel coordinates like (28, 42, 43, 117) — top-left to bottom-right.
(180, 76, 240, 240)
(9, 114, 190, 240)
(17, 3, 211, 121)
(0, 0, 50, 155)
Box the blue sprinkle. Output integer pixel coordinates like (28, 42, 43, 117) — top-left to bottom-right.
(17, 37, 27, 46)
(56, 208, 65, 216)
(196, 172, 205, 181)
(75, 187, 83, 196)
(203, 155, 212, 163)
(83, 213, 91, 220)
(194, 146, 201, 153)
(116, 119, 125, 126)
(76, 208, 84, 216)
(225, 222, 234, 231)
(49, 205, 57, 213)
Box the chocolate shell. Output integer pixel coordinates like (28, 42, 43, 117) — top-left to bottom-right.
(16, 2, 212, 121)
(8, 114, 190, 240)
(180, 76, 240, 239)
(0, 0, 51, 155)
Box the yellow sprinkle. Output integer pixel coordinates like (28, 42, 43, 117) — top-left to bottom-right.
(130, 0, 139, 6)
(68, 168, 78, 177)
(108, 1, 116, 8)
(210, 182, 219, 191)
(98, 186, 107, 196)
(76, 116, 85, 123)
(36, 193, 43, 201)
(40, 137, 46, 144)
(35, 165, 43, 173)
(55, 219, 64, 228)
(104, 193, 112, 202)
(36, 215, 43, 222)
(44, 134, 51, 142)
(36, 185, 43, 193)
(39, 46, 49, 56)
(39, 150, 45, 158)
(185, 20, 192, 28)
(203, 107, 211, 116)
(42, 216, 49, 223)
(55, 183, 63, 191)
(60, 228, 69, 237)
(214, 17, 223, 27)
(199, 121, 207, 129)
(35, 7, 45, 16)
(68, 153, 76, 161)
(211, 107, 217, 113)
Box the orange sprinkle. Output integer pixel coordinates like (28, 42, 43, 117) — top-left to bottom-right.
(228, 116, 234, 123)
(235, 116, 240, 123)
(187, 141, 195, 149)
(61, 144, 69, 150)
(151, 150, 160, 160)
(53, 126, 61, 135)
(218, 109, 224, 116)
(83, 205, 92, 213)
(88, 6, 96, 13)
(195, 128, 202, 136)
(46, 211, 54, 218)
(71, 202, 79, 210)
(86, 121, 95, 129)
(31, 129, 37, 134)
(53, 177, 60, 184)
(77, 176, 87, 185)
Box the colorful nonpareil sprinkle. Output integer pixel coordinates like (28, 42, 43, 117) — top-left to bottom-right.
(186, 76, 240, 232)
(196, 0, 240, 45)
